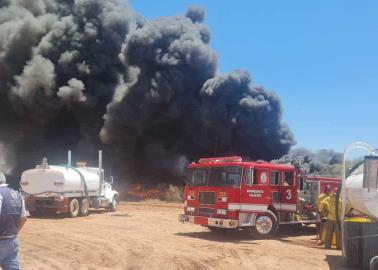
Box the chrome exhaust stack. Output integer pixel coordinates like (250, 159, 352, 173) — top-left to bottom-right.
(99, 150, 103, 196)
(68, 150, 72, 166)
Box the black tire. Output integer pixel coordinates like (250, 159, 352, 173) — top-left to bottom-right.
(342, 221, 362, 268)
(361, 222, 378, 269)
(68, 198, 80, 218)
(249, 210, 278, 239)
(107, 196, 117, 212)
(79, 198, 90, 217)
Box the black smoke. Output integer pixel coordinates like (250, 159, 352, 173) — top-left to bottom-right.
(273, 148, 342, 177)
(0, 0, 295, 184)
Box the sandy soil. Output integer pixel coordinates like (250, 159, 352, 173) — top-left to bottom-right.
(19, 201, 347, 270)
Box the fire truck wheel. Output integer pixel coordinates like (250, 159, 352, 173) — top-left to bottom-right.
(68, 198, 80, 218)
(249, 211, 278, 239)
(79, 198, 90, 216)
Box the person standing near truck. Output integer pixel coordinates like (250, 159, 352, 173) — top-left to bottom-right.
(0, 172, 27, 270)
(320, 188, 341, 249)
(316, 185, 331, 245)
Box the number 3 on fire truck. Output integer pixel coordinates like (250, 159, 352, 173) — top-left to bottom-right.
(286, 189, 292, 200)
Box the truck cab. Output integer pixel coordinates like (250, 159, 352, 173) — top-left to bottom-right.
(179, 156, 340, 238)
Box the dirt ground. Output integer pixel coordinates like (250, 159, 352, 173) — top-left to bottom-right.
(19, 201, 347, 270)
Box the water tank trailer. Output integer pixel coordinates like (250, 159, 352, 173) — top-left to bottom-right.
(21, 151, 119, 217)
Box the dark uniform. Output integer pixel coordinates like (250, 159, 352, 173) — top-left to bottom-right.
(0, 185, 25, 270)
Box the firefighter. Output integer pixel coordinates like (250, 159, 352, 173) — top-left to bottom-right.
(320, 188, 341, 249)
(316, 185, 332, 245)
(0, 172, 27, 270)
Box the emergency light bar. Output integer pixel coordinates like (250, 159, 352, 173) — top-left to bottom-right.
(198, 156, 242, 164)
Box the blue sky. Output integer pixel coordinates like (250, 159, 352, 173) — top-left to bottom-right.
(128, 0, 378, 152)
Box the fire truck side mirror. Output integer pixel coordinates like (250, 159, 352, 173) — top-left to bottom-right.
(363, 156, 378, 189)
(299, 177, 304, 191)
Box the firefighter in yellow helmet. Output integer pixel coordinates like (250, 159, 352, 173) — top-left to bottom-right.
(319, 188, 341, 249)
(316, 185, 332, 245)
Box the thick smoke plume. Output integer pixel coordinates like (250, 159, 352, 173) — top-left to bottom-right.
(0, 0, 295, 184)
(274, 148, 342, 177)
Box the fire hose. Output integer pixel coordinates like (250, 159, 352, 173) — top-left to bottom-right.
(58, 165, 91, 205)
(335, 160, 364, 231)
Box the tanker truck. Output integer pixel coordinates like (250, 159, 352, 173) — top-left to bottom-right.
(338, 142, 378, 269)
(20, 150, 119, 217)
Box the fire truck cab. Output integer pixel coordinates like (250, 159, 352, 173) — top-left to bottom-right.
(179, 156, 340, 239)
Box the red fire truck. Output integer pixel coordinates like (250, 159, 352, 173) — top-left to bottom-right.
(179, 156, 340, 239)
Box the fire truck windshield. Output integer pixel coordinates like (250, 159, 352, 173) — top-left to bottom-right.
(188, 166, 242, 187)
(208, 166, 242, 187)
(191, 169, 207, 186)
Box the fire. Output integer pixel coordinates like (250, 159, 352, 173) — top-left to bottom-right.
(127, 183, 161, 200)
(124, 183, 184, 201)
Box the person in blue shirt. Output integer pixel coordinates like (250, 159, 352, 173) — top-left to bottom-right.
(0, 172, 27, 270)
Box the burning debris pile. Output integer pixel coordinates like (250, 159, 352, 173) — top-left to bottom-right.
(126, 184, 160, 200)
(273, 148, 342, 177)
(119, 183, 183, 201)
(0, 0, 295, 184)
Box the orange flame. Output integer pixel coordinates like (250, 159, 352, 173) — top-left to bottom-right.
(127, 183, 161, 200)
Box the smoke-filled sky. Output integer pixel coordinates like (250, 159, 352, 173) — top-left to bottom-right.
(273, 148, 342, 177)
(0, 0, 296, 183)
(130, 0, 378, 152)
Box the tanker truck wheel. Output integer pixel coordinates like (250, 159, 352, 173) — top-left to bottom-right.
(79, 198, 90, 216)
(107, 196, 118, 212)
(248, 210, 278, 239)
(68, 198, 80, 218)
